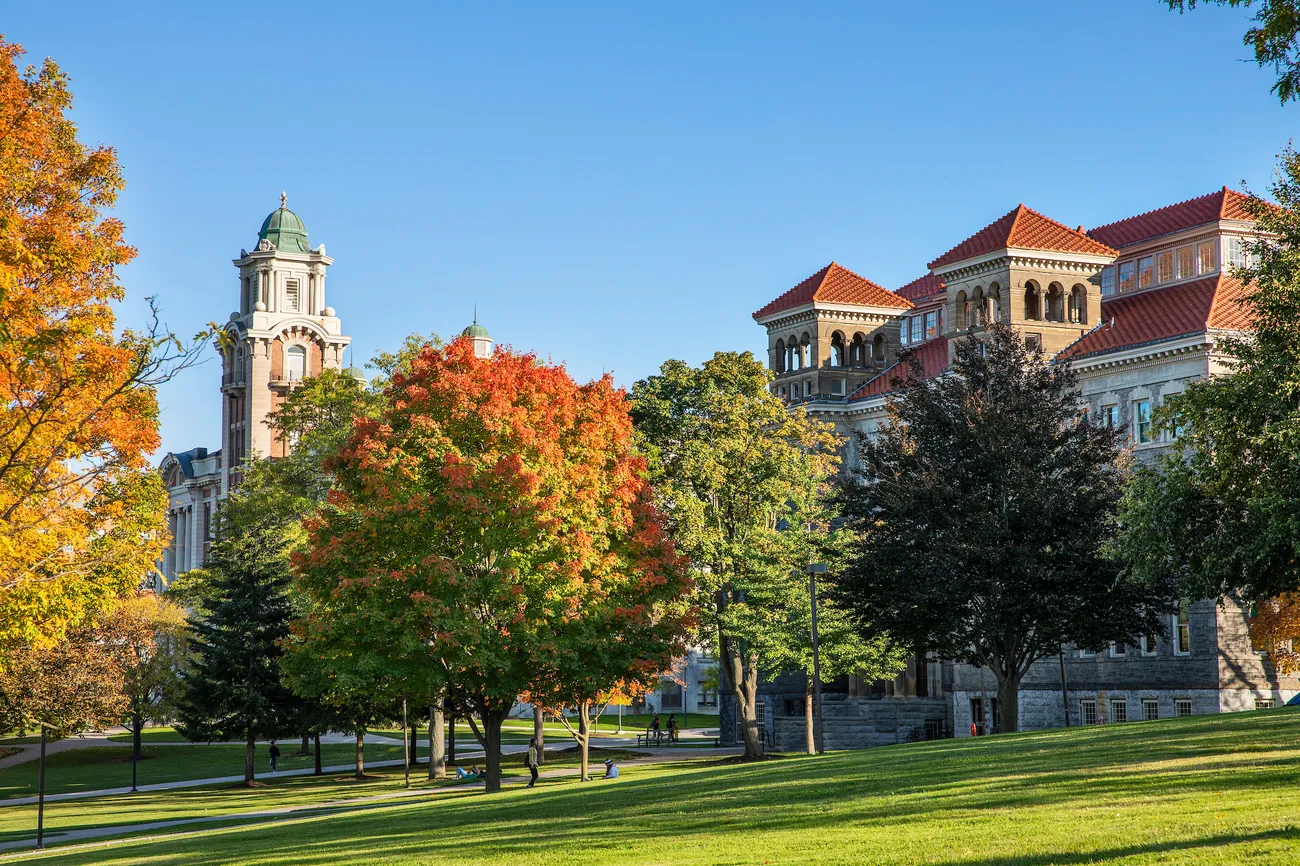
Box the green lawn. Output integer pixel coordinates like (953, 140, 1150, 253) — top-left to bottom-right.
(0, 742, 409, 799)
(9, 708, 1300, 864)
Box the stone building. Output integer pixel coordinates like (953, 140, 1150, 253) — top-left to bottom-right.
(751, 187, 1300, 748)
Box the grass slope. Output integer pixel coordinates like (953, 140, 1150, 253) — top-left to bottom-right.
(12, 709, 1300, 865)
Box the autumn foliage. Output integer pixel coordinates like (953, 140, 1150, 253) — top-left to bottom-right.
(293, 337, 692, 792)
(0, 40, 194, 654)
(1250, 595, 1300, 675)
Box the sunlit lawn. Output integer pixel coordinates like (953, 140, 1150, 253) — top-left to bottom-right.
(8, 709, 1299, 864)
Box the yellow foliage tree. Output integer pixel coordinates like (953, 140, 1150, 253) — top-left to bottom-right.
(1250, 595, 1300, 676)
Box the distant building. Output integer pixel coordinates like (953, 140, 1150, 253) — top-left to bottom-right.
(750, 187, 1299, 748)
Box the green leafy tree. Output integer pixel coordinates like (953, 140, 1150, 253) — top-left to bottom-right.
(1115, 152, 1300, 606)
(836, 324, 1176, 732)
(631, 351, 856, 758)
(1167, 1, 1300, 102)
(119, 593, 190, 762)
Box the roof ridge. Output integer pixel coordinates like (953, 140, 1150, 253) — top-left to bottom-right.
(1090, 187, 1236, 234)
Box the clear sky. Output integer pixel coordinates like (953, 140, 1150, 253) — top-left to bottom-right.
(6, 1, 1296, 458)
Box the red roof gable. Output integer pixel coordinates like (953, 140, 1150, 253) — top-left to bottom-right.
(929, 205, 1118, 270)
(1057, 273, 1251, 361)
(1088, 188, 1258, 249)
(849, 336, 950, 400)
(897, 272, 946, 301)
(754, 262, 912, 319)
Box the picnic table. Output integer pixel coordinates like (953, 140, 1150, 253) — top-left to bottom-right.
(635, 728, 677, 747)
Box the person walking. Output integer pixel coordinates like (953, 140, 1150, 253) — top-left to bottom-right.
(667, 714, 679, 743)
(268, 741, 281, 773)
(526, 737, 539, 788)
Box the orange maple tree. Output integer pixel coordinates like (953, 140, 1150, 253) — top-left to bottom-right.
(293, 337, 692, 793)
(0, 40, 203, 654)
(1250, 594, 1300, 675)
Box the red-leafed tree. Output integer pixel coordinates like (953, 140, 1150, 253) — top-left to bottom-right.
(294, 337, 691, 793)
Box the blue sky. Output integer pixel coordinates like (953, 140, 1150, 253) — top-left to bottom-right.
(6, 1, 1295, 457)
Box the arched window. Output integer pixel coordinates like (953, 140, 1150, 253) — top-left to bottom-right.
(988, 282, 1002, 323)
(1069, 284, 1088, 324)
(955, 291, 968, 330)
(972, 287, 986, 327)
(775, 339, 786, 373)
(1023, 282, 1041, 321)
(872, 334, 886, 363)
(286, 345, 306, 382)
(830, 332, 845, 367)
(850, 333, 867, 367)
(799, 332, 811, 369)
(235, 345, 245, 379)
(1046, 283, 1065, 322)
(788, 335, 800, 370)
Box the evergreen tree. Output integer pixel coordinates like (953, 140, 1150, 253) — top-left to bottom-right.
(836, 323, 1175, 732)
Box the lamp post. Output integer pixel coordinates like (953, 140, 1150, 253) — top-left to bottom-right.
(807, 562, 828, 755)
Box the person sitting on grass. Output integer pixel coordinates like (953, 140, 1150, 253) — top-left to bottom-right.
(603, 759, 619, 779)
(455, 765, 484, 780)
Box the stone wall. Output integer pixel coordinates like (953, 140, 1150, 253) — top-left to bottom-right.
(770, 695, 949, 752)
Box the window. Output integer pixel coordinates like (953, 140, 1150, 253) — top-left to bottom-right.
(1255, 698, 1276, 711)
(1077, 647, 1095, 658)
(1140, 630, 1158, 656)
(1197, 240, 1215, 274)
(1100, 267, 1116, 296)
(1118, 261, 1135, 292)
(1174, 699, 1192, 718)
(1227, 236, 1250, 268)
(925, 311, 938, 339)
(1080, 699, 1098, 725)
(1109, 641, 1126, 658)
(803, 380, 812, 397)
(1177, 246, 1195, 279)
(285, 278, 300, 312)
(697, 681, 717, 708)
(1111, 699, 1128, 723)
(1157, 250, 1174, 283)
(285, 345, 306, 382)
(1101, 405, 1120, 429)
(1134, 399, 1152, 443)
(910, 316, 922, 344)
(1173, 604, 1191, 655)
(659, 678, 683, 710)
(970, 697, 985, 735)
(1137, 256, 1154, 288)
(1025, 333, 1042, 353)
(1142, 699, 1159, 721)
(831, 378, 845, 396)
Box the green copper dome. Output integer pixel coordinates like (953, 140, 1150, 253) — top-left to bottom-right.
(462, 321, 490, 338)
(257, 192, 310, 254)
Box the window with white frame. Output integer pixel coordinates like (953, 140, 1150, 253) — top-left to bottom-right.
(1142, 699, 1159, 721)
(1077, 647, 1095, 658)
(1157, 250, 1174, 283)
(1173, 604, 1191, 655)
(1118, 261, 1135, 292)
(1101, 266, 1116, 296)
(1174, 699, 1192, 718)
(1101, 404, 1120, 429)
(285, 345, 306, 382)
(1109, 641, 1126, 658)
(1134, 400, 1152, 443)
(910, 316, 922, 344)
(925, 311, 938, 339)
(1137, 256, 1154, 288)
(1255, 698, 1275, 710)
(1140, 630, 1158, 656)
(1111, 699, 1128, 723)
(285, 278, 301, 312)
(1227, 236, 1251, 269)
(1177, 246, 1195, 279)
(1080, 699, 1098, 725)
(1197, 240, 1216, 274)
(803, 380, 812, 397)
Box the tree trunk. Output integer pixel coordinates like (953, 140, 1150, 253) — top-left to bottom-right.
(448, 715, 456, 764)
(408, 725, 418, 768)
(313, 734, 322, 775)
(578, 700, 590, 781)
(994, 668, 1021, 734)
(429, 703, 446, 779)
(299, 732, 309, 756)
(132, 709, 143, 762)
(244, 729, 255, 784)
(480, 708, 506, 793)
(354, 730, 365, 778)
(533, 705, 546, 765)
(726, 642, 762, 758)
(804, 679, 816, 755)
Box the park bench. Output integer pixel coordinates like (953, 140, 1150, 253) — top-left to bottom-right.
(635, 729, 674, 747)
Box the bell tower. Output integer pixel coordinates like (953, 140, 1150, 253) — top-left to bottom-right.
(220, 193, 351, 494)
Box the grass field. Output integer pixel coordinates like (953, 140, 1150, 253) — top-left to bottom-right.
(7, 708, 1299, 864)
(0, 742, 409, 799)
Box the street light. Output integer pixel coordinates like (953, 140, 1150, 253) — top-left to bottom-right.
(807, 562, 828, 755)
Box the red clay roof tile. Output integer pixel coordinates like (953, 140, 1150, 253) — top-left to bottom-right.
(754, 262, 912, 319)
(1088, 188, 1258, 249)
(849, 336, 950, 400)
(896, 272, 946, 301)
(929, 205, 1118, 270)
(1057, 273, 1251, 361)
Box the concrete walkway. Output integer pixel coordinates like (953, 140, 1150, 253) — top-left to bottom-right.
(0, 747, 740, 855)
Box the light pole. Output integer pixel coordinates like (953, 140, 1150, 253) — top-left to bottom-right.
(807, 562, 827, 755)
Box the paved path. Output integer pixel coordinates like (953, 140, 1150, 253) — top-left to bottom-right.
(0, 747, 739, 855)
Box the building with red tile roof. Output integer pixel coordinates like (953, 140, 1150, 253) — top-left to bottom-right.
(1088, 187, 1257, 250)
(753, 262, 911, 320)
(929, 204, 1117, 271)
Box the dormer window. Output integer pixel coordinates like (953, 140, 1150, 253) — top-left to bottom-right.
(1197, 240, 1216, 274)
(1177, 246, 1195, 280)
(1118, 262, 1135, 292)
(1137, 256, 1154, 289)
(1101, 267, 1115, 297)
(910, 317, 922, 343)
(1157, 251, 1173, 283)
